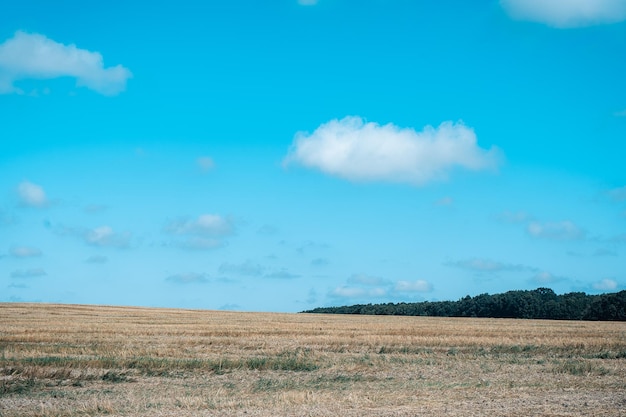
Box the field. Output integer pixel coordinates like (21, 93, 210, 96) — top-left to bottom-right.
(1, 304, 625, 416)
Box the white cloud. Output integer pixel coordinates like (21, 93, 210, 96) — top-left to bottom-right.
(298, 0, 318, 5)
(284, 117, 501, 185)
(219, 260, 265, 276)
(526, 220, 585, 240)
(165, 214, 233, 236)
(614, 109, 626, 117)
(85, 226, 131, 248)
(531, 271, 563, 284)
(166, 273, 210, 284)
(11, 268, 46, 278)
(592, 278, 618, 291)
(197, 156, 215, 172)
(17, 180, 48, 207)
(0, 31, 131, 95)
(330, 286, 386, 299)
(500, 0, 626, 28)
(394, 280, 433, 293)
(10, 246, 42, 258)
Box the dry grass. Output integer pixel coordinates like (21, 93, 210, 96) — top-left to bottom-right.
(0, 303, 625, 416)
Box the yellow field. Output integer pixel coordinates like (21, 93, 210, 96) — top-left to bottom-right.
(1, 303, 625, 416)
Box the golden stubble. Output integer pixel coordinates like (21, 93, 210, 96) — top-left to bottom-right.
(1, 303, 625, 416)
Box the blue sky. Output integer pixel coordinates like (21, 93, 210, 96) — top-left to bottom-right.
(1, 0, 625, 312)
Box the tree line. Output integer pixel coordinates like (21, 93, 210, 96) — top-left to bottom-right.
(302, 288, 626, 321)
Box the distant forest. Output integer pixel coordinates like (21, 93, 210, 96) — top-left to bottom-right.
(303, 288, 626, 321)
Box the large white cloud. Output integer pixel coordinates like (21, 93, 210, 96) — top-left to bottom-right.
(501, 0, 626, 28)
(284, 117, 501, 185)
(0, 31, 131, 95)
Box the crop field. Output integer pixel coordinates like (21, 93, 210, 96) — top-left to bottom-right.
(0, 303, 625, 416)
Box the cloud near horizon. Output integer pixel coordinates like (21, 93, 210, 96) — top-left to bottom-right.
(0, 31, 131, 95)
(592, 278, 618, 291)
(284, 117, 502, 186)
(501, 0, 626, 28)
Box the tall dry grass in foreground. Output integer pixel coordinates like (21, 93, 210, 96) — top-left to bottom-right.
(0, 303, 625, 416)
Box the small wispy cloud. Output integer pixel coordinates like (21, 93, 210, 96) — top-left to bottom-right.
(257, 224, 279, 236)
(496, 210, 532, 224)
(347, 273, 390, 286)
(84, 204, 108, 214)
(166, 272, 210, 284)
(86, 255, 108, 264)
(10, 246, 42, 258)
(85, 226, 131, 248)
(593, 248, 617, 257)
(592, 278, 618, 291)
(500, 0, 626, 28)
(394, 280, 433, 293)
(311, 257, 330, 267)
(165, 214, 233, 236)
(164, 214, 233, 251)
(446, 258, 535, 273)
(298, 0, 318, 5)
(284, 117, 502, 186)
(435, 196, 454, 206)
(614, 109, 626, 117)
(54, 224, 131, 248)
(531, 271, 564, 285)
(330, 286, 385, 299)
(0, 31, 132, 95)
(219, 260, 265, 276)
(219, 303, 241, 311)
(264, 269, 300, 279)
(17, 181, 48, 208)
(11, 268, 46, 278)
(526, 220, 585, 240)
(197, 156, 215, 172)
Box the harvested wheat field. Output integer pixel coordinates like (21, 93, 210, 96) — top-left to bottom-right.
(0, 303, 625, 416)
